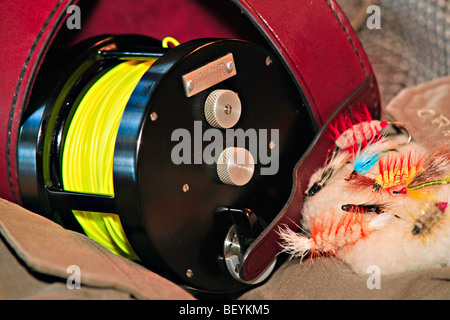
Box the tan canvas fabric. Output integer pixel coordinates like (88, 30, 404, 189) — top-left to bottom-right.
(239, 257, 450, 300)
(384, 75, 450, 151)
(0, 199, 194, 300)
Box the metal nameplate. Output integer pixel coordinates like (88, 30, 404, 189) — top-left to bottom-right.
(182, 53, 237, 97)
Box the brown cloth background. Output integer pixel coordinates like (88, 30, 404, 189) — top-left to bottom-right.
(0, 199, 194, 300)
(384, 76, 450, 152)
(239, 257, 450, 300)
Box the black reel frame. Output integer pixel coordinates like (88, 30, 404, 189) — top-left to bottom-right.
(18, 35, 316, 293)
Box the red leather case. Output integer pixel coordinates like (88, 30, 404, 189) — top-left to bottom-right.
(0, 0, 73, 204)
(0, 0, 379, 285)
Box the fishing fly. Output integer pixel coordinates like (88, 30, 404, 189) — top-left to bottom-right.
(393, 146, 450, 199)
(346, 136, 397, 181)
(373, 150, 424, 192)
(327, 106, 411, 154)
(346, 150, 425, 193)
(411, 201, 448, 235)
(305, 149, 349, 196)
(278, 208, 391, 261)
(341, 203, 387, 214)
(327, 106, 386, 152)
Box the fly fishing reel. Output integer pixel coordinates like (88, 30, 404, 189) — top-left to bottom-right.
(18, 34, 316, 293)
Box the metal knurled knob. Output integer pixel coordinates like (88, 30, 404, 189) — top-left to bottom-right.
(204, 89, 241, 129)
(217, 147, 255, 186)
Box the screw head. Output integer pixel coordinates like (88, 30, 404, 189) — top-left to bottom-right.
(224, 104, 232, 115)
(226, 61, 235, 73)
(186, 80, 195, 91)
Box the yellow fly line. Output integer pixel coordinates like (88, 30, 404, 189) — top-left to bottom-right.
(62, 60, 155, 260)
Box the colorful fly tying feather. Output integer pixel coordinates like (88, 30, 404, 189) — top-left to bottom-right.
(408, 146, 450, 187)
(394, 145, 450, 199)
(352, 150, 379, 176)
(373, 150, 424, 191)
(345, 149, 425, 193)
(327, 106, 388, 153)
(396, 176, 450, 200)
(278, 208, 391, 261)
(375, 163, 416, 191)
(346, 136, 397, 180)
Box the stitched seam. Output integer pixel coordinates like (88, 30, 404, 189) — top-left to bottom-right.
(325, 0, 368, 74)
(6, 0, 66, 202)
(325, 0, 379, 108)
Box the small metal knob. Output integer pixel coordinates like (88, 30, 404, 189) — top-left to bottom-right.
(217, 147, 255, 186)
(204, 89, 241, 129)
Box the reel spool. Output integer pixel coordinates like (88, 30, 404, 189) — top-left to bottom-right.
(18, 34, 316, 293)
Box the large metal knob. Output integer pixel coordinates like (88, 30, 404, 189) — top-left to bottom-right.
(204, 89, 242, 129)
(217, 147, 255, 186)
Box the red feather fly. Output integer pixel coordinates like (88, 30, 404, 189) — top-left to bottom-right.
(374, 150, 425, 191)
(278, 208, 390, 262)
(395, 145, 450, 199)
(327, 105, 388, 153)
